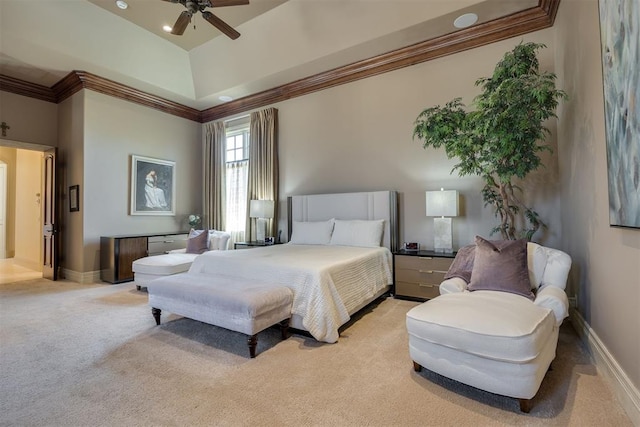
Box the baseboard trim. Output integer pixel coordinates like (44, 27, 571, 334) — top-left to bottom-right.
(570, 309, 640, 425)
(62, 269, 101, 284)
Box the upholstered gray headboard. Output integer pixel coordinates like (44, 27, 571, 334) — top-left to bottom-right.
(287, 191, 399, 252)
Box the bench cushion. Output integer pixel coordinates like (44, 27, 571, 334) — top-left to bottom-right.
(406, 290, 555, 363)
(147, 273, 293, 336)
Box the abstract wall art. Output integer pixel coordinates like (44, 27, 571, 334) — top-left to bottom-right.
(599, 0, 640, 228)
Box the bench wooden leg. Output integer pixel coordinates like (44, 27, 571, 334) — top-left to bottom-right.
(519, 398, 533, 413)
(280, 318, 290, 340)
(413, 361, 422, 372)
(248, 335, 258, 358)
(151, 307, 161, 325)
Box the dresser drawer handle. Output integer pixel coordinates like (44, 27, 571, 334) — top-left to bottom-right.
(164, 240, 174, 243)
(419, 283, 435, 288)
(418, 257, 433, 260)
(419, 270, 434, 274)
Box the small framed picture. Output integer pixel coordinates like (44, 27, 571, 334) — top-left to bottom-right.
(264, 237, 274, 245)
(404, 242, 419, 251)
(69, 185, 79, 212)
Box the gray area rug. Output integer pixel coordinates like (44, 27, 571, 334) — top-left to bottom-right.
(0, 279, 631, 426)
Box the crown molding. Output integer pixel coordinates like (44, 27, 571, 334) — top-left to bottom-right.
(201, 0, 560, 121)
(0, 74, 57, 103)
(52, 71, 202, 122)
(1, 0, 559, 124)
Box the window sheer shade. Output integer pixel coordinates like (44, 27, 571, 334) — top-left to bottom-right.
(225, 159, 248, 244)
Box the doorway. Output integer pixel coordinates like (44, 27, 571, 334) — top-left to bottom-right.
(0, 142, 49, 282)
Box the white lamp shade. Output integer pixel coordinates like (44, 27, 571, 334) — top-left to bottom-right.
(249, 200, 275, 219)
(426, 190, 459, 217)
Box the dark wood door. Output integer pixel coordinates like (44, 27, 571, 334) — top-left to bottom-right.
(42, 148, 58, 280)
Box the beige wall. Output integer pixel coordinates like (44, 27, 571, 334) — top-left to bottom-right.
(81, 91, 202, 272)
(271, 29, 560, 251)
(0, 146, 17, 258)
(554, 0, 640, 407)
(58, 92, 85, 273)
(0, 91, 58, 146)
(14, 149, 42, 270)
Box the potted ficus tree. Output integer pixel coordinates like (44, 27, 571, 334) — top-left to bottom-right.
(413, 42, 567, 241)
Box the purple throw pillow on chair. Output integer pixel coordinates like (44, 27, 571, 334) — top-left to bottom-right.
(186, 229, 209, 254)
(468, 236, 534, 300)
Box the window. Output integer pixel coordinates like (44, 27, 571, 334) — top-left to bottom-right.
(224, 123, 250, 242)
(226, 131, 249, 162)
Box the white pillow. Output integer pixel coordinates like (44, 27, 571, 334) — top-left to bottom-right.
(208, 230, 231, 251)
(289, 219, 335, 245)
(329, 219, 385, 247)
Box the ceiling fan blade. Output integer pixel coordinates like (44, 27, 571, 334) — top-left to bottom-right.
(171, 11, 192, 35)
(210, 0, 249, 7)
(159, 0, 180, 3)
(201, 11, 241, 40)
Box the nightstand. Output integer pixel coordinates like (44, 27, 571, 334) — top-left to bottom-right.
(393, 250, 456, 301)
(234, 241, 280, 249)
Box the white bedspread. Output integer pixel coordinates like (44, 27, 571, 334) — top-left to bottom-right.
(187, 244, 393, 343)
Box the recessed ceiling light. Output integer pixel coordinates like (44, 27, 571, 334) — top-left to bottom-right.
(163, 25, 173, 33)
(115, 0, 128, 10)
(454, 13, 478, 29)
(219, 95, 233, 102)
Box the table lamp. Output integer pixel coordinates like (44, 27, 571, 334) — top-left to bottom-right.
(249, 199, 274, 242)
(426, 189, 459, 253)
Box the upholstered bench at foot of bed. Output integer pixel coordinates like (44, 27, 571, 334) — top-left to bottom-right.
(147, 273, 293, 358)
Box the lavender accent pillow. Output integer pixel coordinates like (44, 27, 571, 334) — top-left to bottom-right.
(186, 229, 209, 254)
(468, 236, 534, 300)
(444, 244, 476, 283)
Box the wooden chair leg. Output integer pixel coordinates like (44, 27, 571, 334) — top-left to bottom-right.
(413, 361, 422, 372)
(248, 334, 258, 358)
(151, 307, 161, 325)
(519, 398, 533, 413)
(280, 318, 290, 340)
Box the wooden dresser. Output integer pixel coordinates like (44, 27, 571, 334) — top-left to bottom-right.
(100, 232, 189, 284)
(393, 250, 456, 301)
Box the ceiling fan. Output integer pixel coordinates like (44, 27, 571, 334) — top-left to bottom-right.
(162, 0, 249, 40)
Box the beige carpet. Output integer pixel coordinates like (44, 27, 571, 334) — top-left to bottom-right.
(0, 278, 632, 426)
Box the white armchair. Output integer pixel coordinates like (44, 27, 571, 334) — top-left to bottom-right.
(406, 241, 572, 412)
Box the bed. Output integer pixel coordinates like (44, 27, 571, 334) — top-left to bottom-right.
(149, 190, 399, 343)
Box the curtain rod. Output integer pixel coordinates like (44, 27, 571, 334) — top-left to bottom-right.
(224, 114, 250, 123)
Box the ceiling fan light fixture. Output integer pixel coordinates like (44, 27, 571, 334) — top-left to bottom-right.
(163, 0, 247, 39)
(115, 0, 128, 10)
(453, 13, 478, 29)
(163, 25, 173, 33)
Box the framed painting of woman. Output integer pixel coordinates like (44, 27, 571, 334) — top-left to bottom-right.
(130, 155, 176, 216)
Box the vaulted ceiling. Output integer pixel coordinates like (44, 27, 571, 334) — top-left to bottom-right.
(0, 0, 559, 121)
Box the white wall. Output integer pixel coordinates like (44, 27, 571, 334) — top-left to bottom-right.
(554, 0, 640, 419)
(13, 149, 42, 270)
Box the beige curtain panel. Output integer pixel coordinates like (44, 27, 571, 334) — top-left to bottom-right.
(203, 121, 226, 231)
(246, 107, 279, 241)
